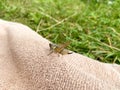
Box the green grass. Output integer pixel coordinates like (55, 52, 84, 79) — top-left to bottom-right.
(1, 0, 120, 64)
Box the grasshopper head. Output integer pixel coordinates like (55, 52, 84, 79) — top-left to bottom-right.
(49, 43, 57, 50)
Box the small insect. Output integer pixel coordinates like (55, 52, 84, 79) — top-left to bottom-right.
(48, 41, 72, 55)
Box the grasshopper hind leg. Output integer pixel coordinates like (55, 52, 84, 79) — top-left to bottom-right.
(48, 50, 53, 56)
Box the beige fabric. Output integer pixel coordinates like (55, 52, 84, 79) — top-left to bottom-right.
(0, 19, 120, 90)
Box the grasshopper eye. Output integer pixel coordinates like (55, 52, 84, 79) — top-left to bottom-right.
(49, 43, 52, 48)
(49, 43, 53, 50)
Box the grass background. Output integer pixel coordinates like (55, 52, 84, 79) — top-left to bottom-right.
(1, 0, 120, 64)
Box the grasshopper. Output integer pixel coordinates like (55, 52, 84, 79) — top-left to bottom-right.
(48, 41, 72, 55)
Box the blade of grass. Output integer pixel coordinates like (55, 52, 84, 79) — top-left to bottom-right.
(87, 35, 120, 52)
(38, 12, 77, 32)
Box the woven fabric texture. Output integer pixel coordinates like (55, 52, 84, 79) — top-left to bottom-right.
(0, 19, 120, 90)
